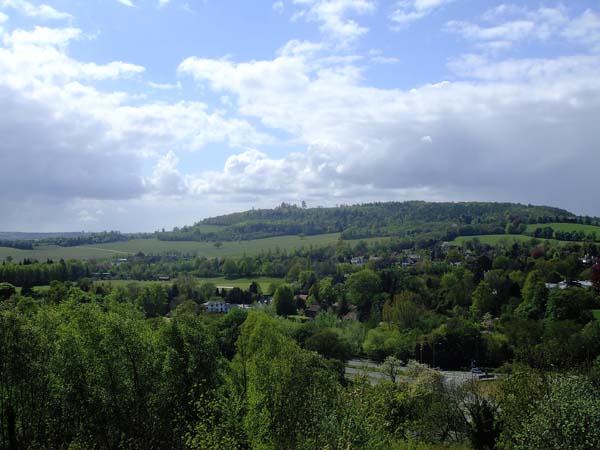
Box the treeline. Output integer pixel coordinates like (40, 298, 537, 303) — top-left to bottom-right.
(36, 231, 146, 247)
(157, 201, 576, 242)
(0, 259, 90, 287)
(0, 239, 33, 250)
(530, 226, 599, 242)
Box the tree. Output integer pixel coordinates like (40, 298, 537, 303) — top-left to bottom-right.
(545, 287, 596, 323)
(222, 259, 238, 279)
(515, 270, 547, 320)
(273, 285, 296, 316)
(381, 356, 402, 382)
(304, 330, 351, 361)
(591, 263, 600, 292)
(471, 281, 496, 318)
(0, 282, 16, 301)
(382, 292, 420, 330)
(345, 269, 381, 320)
(499, 376, 600, 450)
(137, 283, 168, 317)
(440, 267, 475, 309)
(298, 270, 318, 293)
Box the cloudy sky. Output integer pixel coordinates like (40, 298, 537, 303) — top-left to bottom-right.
(0, 0, 599, 231)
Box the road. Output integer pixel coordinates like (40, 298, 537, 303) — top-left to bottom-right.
(345, 359, 491, 385)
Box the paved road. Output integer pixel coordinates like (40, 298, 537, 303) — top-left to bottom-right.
(345, 359, 491, 385)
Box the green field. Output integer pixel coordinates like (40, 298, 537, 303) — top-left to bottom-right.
(0, 233, 391, 263)
(103, 277, 283, 293)
(0, 244, 130, 262)
(526, 222, 600, 234)
(451, 234, 568, 246)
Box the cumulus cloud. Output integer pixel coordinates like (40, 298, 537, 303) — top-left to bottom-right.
(0, 22, 269, 210)
(177, 39, 600, 215)
(0, 0, 73, 20)
(292, 0, 376, 43)
(391, 0, 453, 28)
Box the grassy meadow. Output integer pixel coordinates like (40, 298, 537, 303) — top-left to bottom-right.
(102, 277, 283, 293)
(0, 233, 346, 262)
(525, 222, 600, 234)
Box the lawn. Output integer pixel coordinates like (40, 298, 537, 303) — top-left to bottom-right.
(103, 277, 283, 293)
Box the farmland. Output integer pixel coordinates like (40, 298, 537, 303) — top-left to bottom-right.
(103, 277, 283, 293)
(0, 233, 391, 262)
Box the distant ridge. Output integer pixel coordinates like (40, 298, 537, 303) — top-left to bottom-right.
(156, 201, 590, 243)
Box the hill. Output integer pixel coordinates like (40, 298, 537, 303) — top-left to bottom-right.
(157, 201, 579, 242)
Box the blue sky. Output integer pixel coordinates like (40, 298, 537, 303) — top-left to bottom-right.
(0, 0, 599, 231)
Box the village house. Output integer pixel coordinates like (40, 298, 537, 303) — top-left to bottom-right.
(201, 300, 231, 314)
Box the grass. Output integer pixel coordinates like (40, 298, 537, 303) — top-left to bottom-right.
(526, 222, 600, 234)
(0, 233, 391, 263)
(0, 245, 129, 262)
(451, 234, 569, 246)
(0, 233, 346, 262)
(103, 277, 283, 293)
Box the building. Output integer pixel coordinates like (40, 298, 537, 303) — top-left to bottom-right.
(202, 300, 231, 314)
(305, 304, 321, 319)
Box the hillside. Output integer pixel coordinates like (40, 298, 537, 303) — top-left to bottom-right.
(157, 201, 580, 242)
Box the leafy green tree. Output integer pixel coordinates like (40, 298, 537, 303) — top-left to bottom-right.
(304, 330, 351, 361)
(0, 282, 16, 301)
(499, 376, 600, 450)
(222, 259, 239, 279)
(382, 292, 421, 330)
(236, 312, 339, 450)
(545, 287, 596, 323)
(346, 269, 381, 320)
(381, 356, 403, 382)
(273, 285, 296, 316)
(440, 267, 475, 309)
(515, 270, 547, 319)
(471, 281, 496, 318)
(298, 270, 318, 293)
(137, 283, 168, 317)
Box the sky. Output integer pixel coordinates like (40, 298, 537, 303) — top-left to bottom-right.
(0, 0, 599, 232)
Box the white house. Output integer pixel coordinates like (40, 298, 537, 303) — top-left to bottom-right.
(202, 300, 231, 314)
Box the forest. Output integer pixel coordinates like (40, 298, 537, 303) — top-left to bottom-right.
(1, 224, 600, 449)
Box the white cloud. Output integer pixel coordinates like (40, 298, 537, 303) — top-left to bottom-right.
(0, 27, 145, 83)
(0, 11, 7, 23)
(292, 0, 376, 43)
(148, 80, 182, 90)
(273, 1, 284, 13)
(159, 0, 170, 7)
(445, 5, 600, 52)
(0, 22, 270, 211)
(177, 42, 600, 216)
(562, 9, 600, 52)
(116, 0, 136, 7)
(391, 0, 453, 28)
(0, 0, 73, 20)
